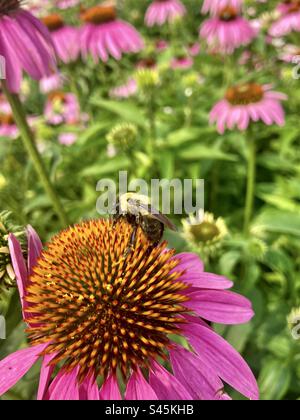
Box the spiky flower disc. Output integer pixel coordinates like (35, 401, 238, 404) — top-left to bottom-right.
(26, 219, 189, 382)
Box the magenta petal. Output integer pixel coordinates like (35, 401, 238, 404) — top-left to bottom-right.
(149, 361, 193, 400)
(48, 367, 80, 400)
(183, 322, 259, 400)
(8, 233, 28, 313)
(37, 352, 57, 400)
(183, 273, 233, 290)
(0, 343, 49, 396)
(175, 252, 204, 273)
(170, 345, 224, 400)
(100, 375, 122, 400)
(125, 369, 158, 400)
(27, 225, 43, 276)
(79, 374, 100, 400)
(185, 290, 254, 324)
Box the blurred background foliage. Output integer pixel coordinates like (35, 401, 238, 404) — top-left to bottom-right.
(0, 0, 300, 400)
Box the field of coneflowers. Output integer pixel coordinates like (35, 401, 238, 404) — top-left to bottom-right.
(0, 0, 299, 401)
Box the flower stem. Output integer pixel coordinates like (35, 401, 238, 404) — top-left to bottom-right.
(243, 135, 256, 236)
(3, 84, 69, 227)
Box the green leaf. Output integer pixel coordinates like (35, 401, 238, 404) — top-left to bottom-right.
(81, 156, 130, 177)
(259, 359, 292, 400)
(91, 99, 145, 127)
(178, 145, 237, 161)
(254, 209, 300, 237)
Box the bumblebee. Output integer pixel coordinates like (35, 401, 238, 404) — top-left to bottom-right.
(112, 193, 177, 256)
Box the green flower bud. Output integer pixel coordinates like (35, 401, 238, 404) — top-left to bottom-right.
(106, 123, 138, 151)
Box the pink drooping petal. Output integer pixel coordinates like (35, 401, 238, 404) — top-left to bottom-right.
(27, 225, 43, 276)
(0, 343, 49, 397)
(79, 374, 100, 400)
(125, 369, 158, 400)
(37, 352, 57, 400)
(185, 290, 254, 324)
(183, 321, 259, 400)
(170, 345, 225, 400)
(149, 361, 193, 400)
(100, 375, 122, 400)
(0, 24, 22, 93)
(47, 367, 80, 400)
(8, 233, 28, 315)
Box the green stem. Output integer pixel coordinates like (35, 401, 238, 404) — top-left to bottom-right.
(3, 84, 69, 227)
(243, 135, 256, 236)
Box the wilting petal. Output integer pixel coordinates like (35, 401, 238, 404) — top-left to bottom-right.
(183, 321, 259, 400)
(0, 343, 49, 396)
(100, 375, 122, 400)
(125, 369, 158, 400)
(170, 345, 224, 400)
(48, 367, 80, 400)
(149, 361, 193, 400)
(185, 290, 254, 324)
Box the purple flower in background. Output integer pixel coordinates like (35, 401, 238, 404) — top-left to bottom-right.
(202, 0, 244, 16)
(145, 0, 186, 27)
(0, 220, 259, 400)
(80, 4, 144, 62)
(200, 6, 257, 54)
(171, 55, 194, 70)
(42, 14, 80, 63)
(109, 79, 138, 99)
(269, 2, 300, 37)
(0, 0, 56, 93)
(44, 91, 82, 126)
(210, 83, 287, 133)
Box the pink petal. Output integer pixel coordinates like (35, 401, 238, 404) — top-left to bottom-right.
(100, 375, 122, 400)
(37, 352, 57, 400)
(125, 369, 158, 400)
(170, 345, 224, 400)
(27, 225, 43, 276)
(0, 343, 49, 396)
(185, 290, 254, 324)
(149, 361, 193, 400)
(183, 321, 259, 400)
(48, 367, 80, 400)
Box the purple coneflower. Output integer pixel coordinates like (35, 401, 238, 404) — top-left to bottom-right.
(269, 1, 300, 37)
(145, 0, 186, 27)
(171, 55, 194, 70)
(202, 0, 244, 16)
(0, 0, 56, 93)
(200, 6, 257, 54)
(42, 14, 80, 63)
(54, 0, 80, 9)
(0, 220, 259, 400)
(44, 91, 82, 126)
(210, 83, 287, 133)
(109, 79, 138, 99)
(80, 4, 144, 62)
(39, 73, 65, 95)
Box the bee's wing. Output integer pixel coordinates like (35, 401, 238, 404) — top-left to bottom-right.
(128, 199, 177, 231)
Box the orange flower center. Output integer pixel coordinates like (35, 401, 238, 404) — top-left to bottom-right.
(80, 5, 117, 24)
(42, 14, 65, 31)
(26, 219, 189, 383)
(219, 6, 239, 21)
(0, 113, 14, 125)
(288, 1, 300, 13)
(225, 83, 264, 105)
(48, 91, 66, 103)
